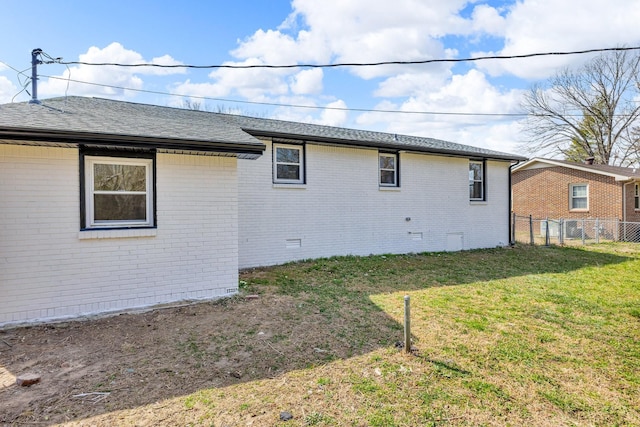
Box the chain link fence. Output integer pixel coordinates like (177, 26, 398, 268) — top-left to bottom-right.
(512, 214, 640, 246)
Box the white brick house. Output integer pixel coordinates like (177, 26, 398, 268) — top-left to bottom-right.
(0, 98, 263, 326)
(225, 115, 525, 268)
(0, 97, 524, 326)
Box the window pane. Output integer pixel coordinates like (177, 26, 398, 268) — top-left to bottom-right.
(572, 185, 587, 197)
(572, 197, 587, 209)
(94, 194, 147, 221)
(276, 148, 300, 163)
(94, 164, 146, 191)
(380, 170, 395, 184)
(469, 163, 482, 180)
(380, 156, 395, 169)
(470, 182, 483, 199)
(276, 164, 300, 180)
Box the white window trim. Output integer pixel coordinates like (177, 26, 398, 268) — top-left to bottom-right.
(635, 184, 640, 210)
(273, 143, 304, 184)
(379, 152, 398, 187)
(469, 160, 485, 201)
(84, 156, 154, 229)
(569, 183, 589, 211)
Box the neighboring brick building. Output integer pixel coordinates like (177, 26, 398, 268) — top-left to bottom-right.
(511, 158, 640, 222)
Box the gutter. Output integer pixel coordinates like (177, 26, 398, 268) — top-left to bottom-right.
(508, 159, 525, 245)
(622, 179, 639, 223)
(244, 129, 526, 162)
(0, 128, 266, 157)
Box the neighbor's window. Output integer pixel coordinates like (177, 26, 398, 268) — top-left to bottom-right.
(635, 184, 639, 210)
(570, 183, 588, 210)
(469, 160, 485, 201)
(379, 152, 398, 187)
(273, 143, 304, 184)
(82, 154, 154, 229)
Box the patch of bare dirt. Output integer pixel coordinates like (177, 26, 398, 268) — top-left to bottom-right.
(0, 284, 396, 425)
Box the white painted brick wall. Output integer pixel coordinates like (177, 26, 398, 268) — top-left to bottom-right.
(238, 141, 511, 268)
(0, 145, 238, 326)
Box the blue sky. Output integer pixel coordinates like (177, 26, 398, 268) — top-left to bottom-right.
(2, 0, 640, 155)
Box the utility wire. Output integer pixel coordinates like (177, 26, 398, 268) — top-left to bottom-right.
(40, 74, 529, 117)
(0, 60, 36, 102)
(25, 46, 640, 117)
(54, 46, 640, 69)
(43, 74, 636, 118)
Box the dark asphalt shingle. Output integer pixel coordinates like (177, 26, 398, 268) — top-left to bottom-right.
(0, 96, 525, 161)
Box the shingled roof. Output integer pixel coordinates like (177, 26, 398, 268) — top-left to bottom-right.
(0, 97, 265, 158)
(512, 157, 640, 181)
(0, 96, 525, 161)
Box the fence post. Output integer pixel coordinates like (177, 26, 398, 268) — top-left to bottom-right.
(595, 218, 600, 244)
(529, 215, 534, 245)
(545, 217, 550, 246)
(581, 218, 586, 245)
(559, 219, 564, 245)
(404, 295, 411, 353)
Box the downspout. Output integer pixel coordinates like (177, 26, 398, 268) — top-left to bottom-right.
(623, 181, 629, 223)
(623, 180, 631, 242)
(622, 180, 637, 223)
(508, 160, 521, 246)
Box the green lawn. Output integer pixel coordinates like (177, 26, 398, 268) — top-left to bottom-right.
(88, 243, 640, 426)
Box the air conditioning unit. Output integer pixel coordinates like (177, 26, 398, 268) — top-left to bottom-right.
(540, 220, 560, 237)
(564, 220, 582, 238)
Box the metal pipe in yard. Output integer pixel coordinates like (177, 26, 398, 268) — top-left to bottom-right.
(404, 295, 411, 353)
(545, 217, 550, 246)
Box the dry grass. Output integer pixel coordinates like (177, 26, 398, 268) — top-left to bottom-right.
(1, 243, 639, 426)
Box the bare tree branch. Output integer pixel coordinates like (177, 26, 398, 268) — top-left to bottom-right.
(520, 49, 640, 166)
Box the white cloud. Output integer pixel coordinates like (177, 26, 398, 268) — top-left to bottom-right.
(232, 29, 331, 65)
(271, 98, 348, 127)
(205, 0, 511, 104)
(470, 4, 506, 37)
(0, 75, 18, 104)
(374, 70, 451, 98)
(356, 69, 526, 154)
(168, 79, 230, 106)
(316, 99, 348, 126)
(207, 59, 290, 99)
(289, 68, 323, 95)
(192, 1, 529, 153)
(483, 0, 640, 80)
(38, 42, 185, 99)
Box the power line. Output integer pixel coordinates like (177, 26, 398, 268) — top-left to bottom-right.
(0, 60, 36, 102)
(53, 46, 640, 70)
(40, 74, 530, 117)
(43, 74, 636, 118)
(21, 46, 640, 118)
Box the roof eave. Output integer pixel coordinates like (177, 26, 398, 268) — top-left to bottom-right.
(0, 128, 266, 157)
(244, 129, 525, 162)
(512, 157, 637, 180)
